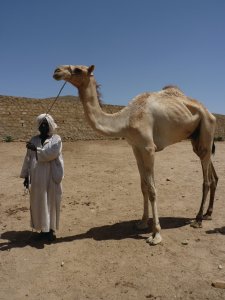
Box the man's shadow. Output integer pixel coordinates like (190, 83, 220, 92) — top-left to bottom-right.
(0, 216, 191, 251)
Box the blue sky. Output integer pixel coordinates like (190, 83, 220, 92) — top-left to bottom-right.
(1, 0, 225, 114)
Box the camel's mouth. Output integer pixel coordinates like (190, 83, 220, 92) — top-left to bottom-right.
(53, 69, 65, 81)
(53, 67, 71, 81)
(53, 73, 63, 81)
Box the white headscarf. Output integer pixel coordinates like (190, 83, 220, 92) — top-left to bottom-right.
(37, 114, 57, 135)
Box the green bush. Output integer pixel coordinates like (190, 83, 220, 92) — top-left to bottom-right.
(3, 135, 14, 142)
(214, 136, 223, 142)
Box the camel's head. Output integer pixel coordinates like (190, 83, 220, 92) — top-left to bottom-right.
(53, 65, 95, 88)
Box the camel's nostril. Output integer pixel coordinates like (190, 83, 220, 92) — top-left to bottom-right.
(54, 68, 61, 73)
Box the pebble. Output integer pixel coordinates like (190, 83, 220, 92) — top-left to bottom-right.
(181, 240, 189, 245)
(212, 280, 225, 289)
(61, 261, 64, 267)
(218, 265, 223, 270)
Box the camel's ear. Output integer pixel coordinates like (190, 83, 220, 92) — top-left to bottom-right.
(88, 65, 95, 75)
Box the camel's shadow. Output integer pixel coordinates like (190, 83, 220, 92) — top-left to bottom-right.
(206, 226, 225, 235)
(0, 217, 191, 251)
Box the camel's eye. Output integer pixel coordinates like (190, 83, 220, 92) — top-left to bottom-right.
(73, 68, 82, 75)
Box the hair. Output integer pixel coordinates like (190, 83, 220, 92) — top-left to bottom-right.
(95, 82, 104, 107)
(162, 85, 183, 92)
(162, 85, 184, 97)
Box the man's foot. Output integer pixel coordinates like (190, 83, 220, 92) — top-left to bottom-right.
(33, 230, 56, 242)
(34, 231, 48, 241)
(47, 229, 56, 242)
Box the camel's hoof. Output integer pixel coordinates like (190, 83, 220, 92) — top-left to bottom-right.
(203, 214, 212, 220)
(135, 220, 149, 231)
(146, 233, 162, 245)
(190, 220, 202, 228)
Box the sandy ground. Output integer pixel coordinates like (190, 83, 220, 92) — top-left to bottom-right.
(0, 140, 225, 300)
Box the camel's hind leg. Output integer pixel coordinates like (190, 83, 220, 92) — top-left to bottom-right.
(203, 162, 218, 220)
(191, 157, 211, 228)
(190, 113, 217, 228)
(191, 135, 218, 228)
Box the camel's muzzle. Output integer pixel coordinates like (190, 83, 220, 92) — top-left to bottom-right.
(53, 73, 62, 80)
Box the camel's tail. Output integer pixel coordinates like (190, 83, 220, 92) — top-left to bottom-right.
(212, 140, 216, 155)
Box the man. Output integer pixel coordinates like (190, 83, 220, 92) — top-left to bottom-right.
(20, 114, 64, 241)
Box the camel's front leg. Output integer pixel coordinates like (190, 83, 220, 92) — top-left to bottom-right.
(137, 179, 150, 230)
(142, 146, 162, 245)
(132, 147, 149, 230)
(145, 182, 162, 245)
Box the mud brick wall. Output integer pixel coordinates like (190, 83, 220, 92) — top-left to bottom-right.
(0, 95, 225, 141)
(214, 114, 225, 140)
(0, 95, 124, 141)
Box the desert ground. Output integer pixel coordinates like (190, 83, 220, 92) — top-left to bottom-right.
(0, 140, 225, 300)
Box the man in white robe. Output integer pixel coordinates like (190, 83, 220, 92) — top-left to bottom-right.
(20, 114, 64, 241)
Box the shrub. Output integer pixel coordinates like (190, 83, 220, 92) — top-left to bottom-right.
(214, 136, 223, 142)
(3, 135, 14, 142)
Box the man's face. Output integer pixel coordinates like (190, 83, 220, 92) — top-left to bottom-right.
(39, 118, 49, 135)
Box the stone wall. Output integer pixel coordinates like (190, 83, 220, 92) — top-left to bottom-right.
(0, 95, 224, 141)
(0, 95, 124, 141)
(214, 114, 225, 140)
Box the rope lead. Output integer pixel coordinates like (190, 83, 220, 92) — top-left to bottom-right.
(45, 81, 67, 115)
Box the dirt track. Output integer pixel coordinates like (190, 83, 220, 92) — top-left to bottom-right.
(0, 140, 225, 300)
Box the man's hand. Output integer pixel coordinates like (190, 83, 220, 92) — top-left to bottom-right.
(26, 142, 37, 151)
(23, 177, 29, 189)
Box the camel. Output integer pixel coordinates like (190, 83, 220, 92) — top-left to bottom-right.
(53, 64, 218, 245)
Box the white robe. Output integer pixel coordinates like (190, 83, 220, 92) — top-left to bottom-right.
(20, 134, 64, 232)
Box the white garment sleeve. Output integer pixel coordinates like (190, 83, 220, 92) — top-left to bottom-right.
(20, 149, 31, 178)
(37, 138, 62, 162)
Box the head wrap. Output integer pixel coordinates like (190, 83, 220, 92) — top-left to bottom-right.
(37, 113, 57, 135)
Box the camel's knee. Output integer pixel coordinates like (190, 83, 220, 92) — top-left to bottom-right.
(144, 145, 156, 155)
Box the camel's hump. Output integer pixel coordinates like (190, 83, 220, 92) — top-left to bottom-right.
(162, 85, 184, 97)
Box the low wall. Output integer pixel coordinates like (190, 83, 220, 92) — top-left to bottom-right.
(0, 95, 124, 141)
(0, 95, 224, 141)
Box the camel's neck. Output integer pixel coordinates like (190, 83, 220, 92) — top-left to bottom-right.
(77, 78, 127, 137)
